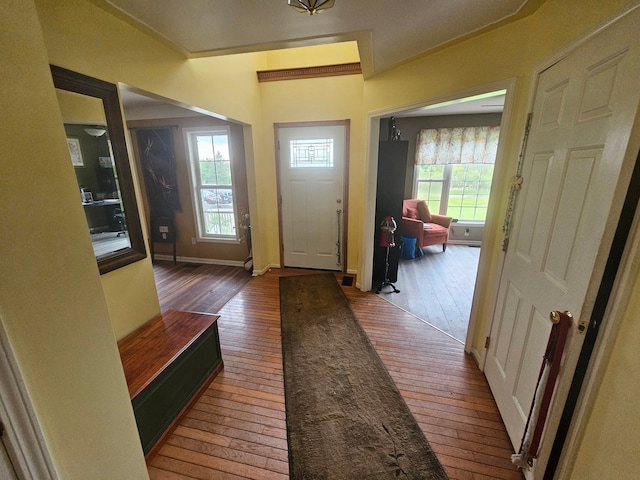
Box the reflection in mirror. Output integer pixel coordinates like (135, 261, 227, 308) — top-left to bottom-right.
(51, 66, 146, 274)
(57, 90, 130, 256)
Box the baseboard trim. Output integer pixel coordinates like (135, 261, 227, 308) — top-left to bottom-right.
(250, 265, 358, 277)
(469, 345, 485, 368)
(249, 263, 280, 276)
(153, 254, 244, 267)
(448, 240, 482, 247)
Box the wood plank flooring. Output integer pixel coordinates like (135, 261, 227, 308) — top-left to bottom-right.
(385, 244, 481, 342)
(153, 262, 253, 315)
(148, 267, 523, 480)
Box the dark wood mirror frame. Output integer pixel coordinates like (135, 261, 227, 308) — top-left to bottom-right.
(51, 65, 147, 274)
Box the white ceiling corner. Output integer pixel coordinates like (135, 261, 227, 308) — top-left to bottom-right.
(102, 0, 536, 77)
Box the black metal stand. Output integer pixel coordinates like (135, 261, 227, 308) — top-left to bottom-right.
(375, 245, 400, 294)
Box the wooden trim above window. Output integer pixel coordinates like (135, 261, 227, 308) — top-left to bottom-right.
(257, 62, 362, 82)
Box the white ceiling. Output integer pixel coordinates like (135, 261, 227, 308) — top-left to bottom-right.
(102, 0, 538, 77)
(112, 0, 523, 117)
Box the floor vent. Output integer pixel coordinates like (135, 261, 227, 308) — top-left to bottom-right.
(342, 276, 354, 286)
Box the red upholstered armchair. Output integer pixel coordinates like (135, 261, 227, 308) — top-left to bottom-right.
(402, 199, 453, 252)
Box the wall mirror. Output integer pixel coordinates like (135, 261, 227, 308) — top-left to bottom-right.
(51, 65, 146, 274)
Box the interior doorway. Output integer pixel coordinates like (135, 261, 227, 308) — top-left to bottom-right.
(369, 88, 509, 343)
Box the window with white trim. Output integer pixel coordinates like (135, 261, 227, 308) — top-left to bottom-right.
(185, 127, 237, 240)
(414, 126, 499, 222)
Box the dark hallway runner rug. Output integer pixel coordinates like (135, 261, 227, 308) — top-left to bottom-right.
(280, 273, 448, 480)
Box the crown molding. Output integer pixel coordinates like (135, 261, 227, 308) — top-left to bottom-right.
(257, 62, 362, 82)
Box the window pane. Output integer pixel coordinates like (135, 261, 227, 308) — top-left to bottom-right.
(416, 165, 443, 213)
(214, 160, 232, 186)
(416, 181, 442, 213)
(445, 164, 494, 221)
(196, 135, 229, 160)
(201, 188, 235, 235)
(197, 134, 231, 185)
(416, 164, 444, 180)
(290, 139, 334, 168)
(188, 129, 236, 240)
(199, 161, 216, 184)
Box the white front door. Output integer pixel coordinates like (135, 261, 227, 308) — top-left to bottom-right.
(485, 7, 640, 454)
(278, 123, 347, 270)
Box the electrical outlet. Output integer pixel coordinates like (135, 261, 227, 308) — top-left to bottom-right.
(191, 237, 196, 245)
(464, 228, 470, 237)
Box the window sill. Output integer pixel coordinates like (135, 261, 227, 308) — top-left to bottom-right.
(451, 220, 485, 226)
(196, 236, 241, 245)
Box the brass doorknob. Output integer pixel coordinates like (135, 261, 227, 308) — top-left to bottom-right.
(550, 311, 573, 324)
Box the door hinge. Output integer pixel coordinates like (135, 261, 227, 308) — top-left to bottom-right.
(0, 420, 4, 437)
(485, 336, 491, 349)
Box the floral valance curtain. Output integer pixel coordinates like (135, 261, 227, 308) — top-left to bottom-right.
(415, 126, 500, 165)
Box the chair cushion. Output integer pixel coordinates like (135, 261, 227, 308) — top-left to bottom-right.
(424, 223, 448, 235)
(416, 200, 432, 223)
(405, 207, 419, 219)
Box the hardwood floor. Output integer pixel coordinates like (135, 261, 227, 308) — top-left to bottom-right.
(384, 244, 481, 342)
(153, 262, 253, 314)
(148, 267, 523, 480)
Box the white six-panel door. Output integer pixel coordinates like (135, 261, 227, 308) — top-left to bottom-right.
(484, 6, 640, 456)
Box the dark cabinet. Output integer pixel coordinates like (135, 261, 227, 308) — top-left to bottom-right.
(373, 140, 408, 289)
(118, 311, 223, 457)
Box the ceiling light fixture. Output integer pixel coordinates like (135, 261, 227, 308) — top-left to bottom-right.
(84, 127, 107, 137)
(288, 0, 335, 15)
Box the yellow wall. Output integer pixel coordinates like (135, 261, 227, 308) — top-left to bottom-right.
(570, 268, 640, 479)
(2, 0, 639, 477)
(0, 1, 149, 478)
(258, 73, 365, 272)
(360, 0, 637, 357)
(263, 41, 360, 70)
(34, 0, 266, 339)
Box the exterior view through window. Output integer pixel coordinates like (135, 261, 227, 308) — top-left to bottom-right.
(414, 126, 499, 222)
(415, 163, 494, 221)
(185, 127, 236, 240)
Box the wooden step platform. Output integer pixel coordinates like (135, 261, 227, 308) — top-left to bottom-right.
(118, 310, 223, 460)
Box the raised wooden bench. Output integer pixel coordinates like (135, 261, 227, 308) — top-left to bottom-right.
(118, 310, 223, 459)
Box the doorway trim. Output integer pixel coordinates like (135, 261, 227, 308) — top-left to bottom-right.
(274, 120, 351, 272)
(361, 79, 516, 351)
(0, 318, 58, 479)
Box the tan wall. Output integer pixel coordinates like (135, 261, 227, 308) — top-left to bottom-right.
(128, 116, 251, 263)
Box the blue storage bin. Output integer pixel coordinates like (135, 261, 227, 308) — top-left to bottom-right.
(401, 235, 417, 259)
